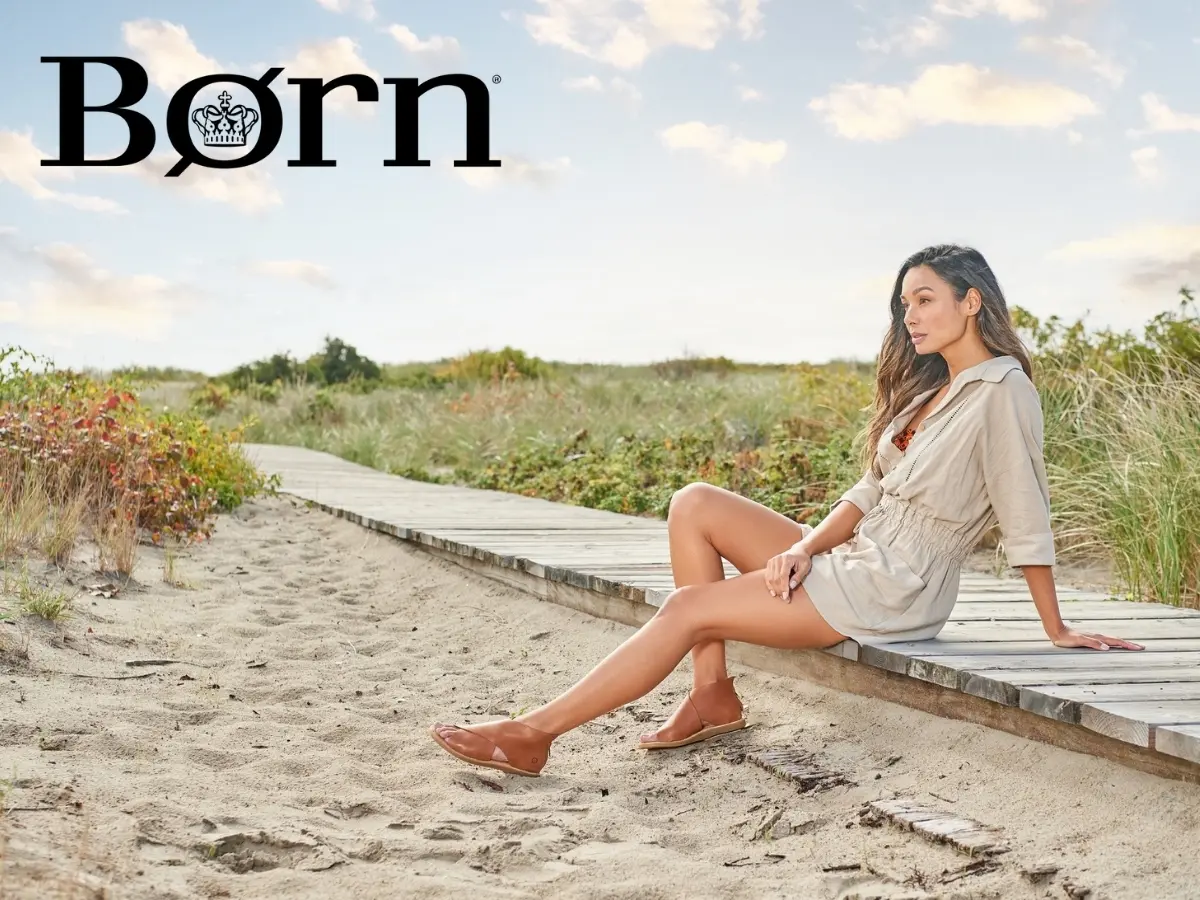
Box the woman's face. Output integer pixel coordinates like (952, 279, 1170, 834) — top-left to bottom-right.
(899, 264, 978, 356)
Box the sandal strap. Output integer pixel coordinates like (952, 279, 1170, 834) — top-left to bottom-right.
(687, 676, 744, 727)
(643, 677, 744, 743)
(458, 721, 554, 773)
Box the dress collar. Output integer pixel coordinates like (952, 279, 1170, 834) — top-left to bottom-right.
(889, 354, 1022, 431)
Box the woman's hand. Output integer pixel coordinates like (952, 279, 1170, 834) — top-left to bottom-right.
(764, 542, 812, 603)
(1051, 627, 1144, 651)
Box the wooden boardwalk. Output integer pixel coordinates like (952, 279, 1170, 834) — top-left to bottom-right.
(243, 443, 1200, 781)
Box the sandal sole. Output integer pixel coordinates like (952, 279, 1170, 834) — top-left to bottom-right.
(637, 718, 747, 750)
(428, 725, 543, 777)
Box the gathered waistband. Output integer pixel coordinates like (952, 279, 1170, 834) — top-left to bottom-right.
(861, 493, 978, 563)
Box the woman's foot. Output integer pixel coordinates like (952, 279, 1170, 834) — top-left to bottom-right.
(429, 719, 557, 777)
(637, 675, 747, 750)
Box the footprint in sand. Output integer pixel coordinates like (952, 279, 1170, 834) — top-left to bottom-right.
(198, 829, 342, 874)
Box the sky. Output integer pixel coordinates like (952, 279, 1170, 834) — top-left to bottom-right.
(1, 0, 1198, 375)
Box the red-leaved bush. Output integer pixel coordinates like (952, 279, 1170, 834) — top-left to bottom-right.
(1, 348, 276, 570)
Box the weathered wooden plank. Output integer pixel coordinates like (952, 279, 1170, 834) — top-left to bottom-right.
(970, 666, 1200, 686)
(862, 799, 1008, 857)
(1079, 700, 1200, 747)
(745, 748, 852, 795)
(956, 666, 1200, 709)
(1019, 682, 1200, 724)
(946, 602, 1198, 621)
(935, 620, 1200, 640)
(858, 648, 1200, 697)
(1155, 725, 1200, 765)
(860, 645, 1200, 672)
(954, 587, 1116, 596)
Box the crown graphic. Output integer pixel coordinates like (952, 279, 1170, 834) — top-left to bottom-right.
(191, 90, 259, 147)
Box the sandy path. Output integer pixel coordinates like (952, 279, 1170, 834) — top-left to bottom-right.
(1, 496, 1196, 899)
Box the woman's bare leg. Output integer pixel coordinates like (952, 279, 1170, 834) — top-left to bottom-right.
(432, 571, 845, 755)
(667, 483, 813, 687)
(430, 482, 843, 769)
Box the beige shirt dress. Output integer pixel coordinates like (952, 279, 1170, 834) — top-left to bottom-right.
(798, 354, 1056, 643)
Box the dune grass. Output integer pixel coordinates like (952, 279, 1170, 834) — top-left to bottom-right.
(1038, 361, 1200, 607)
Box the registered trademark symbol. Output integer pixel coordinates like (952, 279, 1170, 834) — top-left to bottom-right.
(493, 74, 501, 84)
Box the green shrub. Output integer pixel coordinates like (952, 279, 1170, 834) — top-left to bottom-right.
(651, 355, 738, 380)
(440, 347, 550, 384)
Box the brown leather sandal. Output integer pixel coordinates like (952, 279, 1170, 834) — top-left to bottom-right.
(637, 676, 747, 750)
(429, 720, 556, 777)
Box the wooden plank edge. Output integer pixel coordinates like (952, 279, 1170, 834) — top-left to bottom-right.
(1155, 725, 1200, 766)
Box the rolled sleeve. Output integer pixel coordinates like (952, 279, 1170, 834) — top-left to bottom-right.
(834, 466, 882, 516)
(982, 378, 1056, 568)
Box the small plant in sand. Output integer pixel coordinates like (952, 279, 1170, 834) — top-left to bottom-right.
(1, 563, 74, 623)
(19, 580, 73, 623)
(161, 545, 193, 588)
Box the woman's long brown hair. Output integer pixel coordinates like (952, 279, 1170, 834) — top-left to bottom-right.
(858, 244, 1034, 479)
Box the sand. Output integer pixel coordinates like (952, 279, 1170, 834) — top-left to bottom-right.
(1, 494, 1197, 900)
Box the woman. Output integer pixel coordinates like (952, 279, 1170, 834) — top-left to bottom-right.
(429, 243, 1144, 778)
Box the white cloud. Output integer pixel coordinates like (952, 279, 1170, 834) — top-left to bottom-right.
(809, 63, 1098, 141)
(1, 240, 190, 339)
(385, 24, 461, 60)
(564, 74, 648, 103)
(1050, 225, 1200, 263)
(122, 19, 221, 95)
(0, 126, 281, 216)
(125, 153, 283, 214)
(738, 86, 763, 101)
(1019, 34, 1124, 86)
(279, 38, 381, 118)
(659, 121, 786, 173)
(564, 74, 644, 104)
(451, 155, 572, 190)
(0, 129, 126, 213)
(1134, 93, 1200, 134)
(1067, 129, 1084, 144)
(315, 0, 376, 20)
(737, 0, 765, 40)
(524, 0, 763, 70)
(1049, 224, 1200, 292)
(858, 16, 948, 54)
(124, 20, 382, 121)
(931, 0, 1047, 22)
(1131, 146, 1160, 182)
(563, 75, 605, 91)
(244, 259, 335, 289)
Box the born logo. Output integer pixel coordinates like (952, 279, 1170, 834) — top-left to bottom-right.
(39, 57, 502, 177)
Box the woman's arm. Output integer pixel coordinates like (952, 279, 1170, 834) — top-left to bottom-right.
(1025, 565, 1143, 650)
(799, 499, 863, 556)
(1023, 565, 1064, 639)
(983, 378, 1142, 650)
(799, 463, 880, 555)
